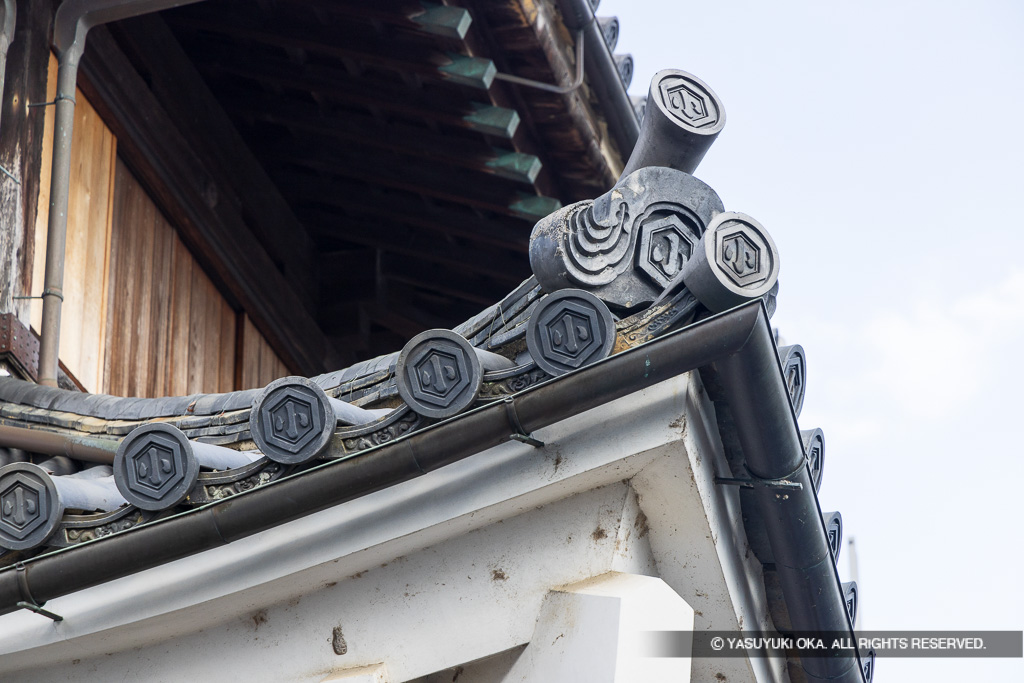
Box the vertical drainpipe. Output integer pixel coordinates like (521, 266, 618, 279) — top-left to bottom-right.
(36, 0, 207, 387)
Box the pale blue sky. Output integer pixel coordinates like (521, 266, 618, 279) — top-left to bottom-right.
(601, 0, 1024, 679)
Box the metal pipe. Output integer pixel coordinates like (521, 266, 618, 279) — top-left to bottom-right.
(37, 0, 208, 386)
(0, 302, 864, 679)
(0, 424, 118, 464)
(493, 29, 585, 95)
(555, 0, 639, 167)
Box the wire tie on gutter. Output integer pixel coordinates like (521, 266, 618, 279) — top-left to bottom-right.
(714, 476, 803, 492)
(503, 397, 544, 448)
(750, 458, 811, 483)
(27, 93, 76, 108)
(41, 288, 64, 302)
(721, 458, 811, 492)
(493, 29, 585, 94)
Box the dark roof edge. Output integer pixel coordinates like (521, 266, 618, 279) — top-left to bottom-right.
(0, 302, 861, 681)
(555, 0, 640, 164)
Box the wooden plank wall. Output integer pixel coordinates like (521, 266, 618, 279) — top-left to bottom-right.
(104, 158, 188, 397)
(31, 52, 291, 397)
(31, 54, 117, 394)
(238, 313, 291, 390)
(105, 160, 289, 397)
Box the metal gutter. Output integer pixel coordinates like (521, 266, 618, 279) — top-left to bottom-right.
(555, 0, 640, 163)
(0, 301, 861, 679)
(37, 0, 207, 387)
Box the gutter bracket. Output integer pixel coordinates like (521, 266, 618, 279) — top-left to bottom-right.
(714, 476, 803, 492)
(510, 433, 544, 448)
(716, 458, 807, 491)
(15, 600, 63, 622)
(503, 397, 544, 448)
(14, 563, 62, 621)
(27, 93, 77, 108)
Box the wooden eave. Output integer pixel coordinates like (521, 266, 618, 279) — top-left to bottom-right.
(81, 0, 628, 368)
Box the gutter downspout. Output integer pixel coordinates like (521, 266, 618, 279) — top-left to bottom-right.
(713, 323, 864, 682)
(555, 0, 639, 165)
(0, 301, 863, 681)
(37, 0, 206, 387)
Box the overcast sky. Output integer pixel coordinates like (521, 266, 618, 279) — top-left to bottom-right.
(600, 0, 1024, 679)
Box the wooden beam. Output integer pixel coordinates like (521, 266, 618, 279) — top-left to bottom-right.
(387, 282, 481, 328)
(370, 307, 429, 341)
(369, 283, 480, 341)
(168, 0, 610, 200)
(166, 4, 494, 89)
(314, 249, 380, 305)
(220, 92, 541, 184)
(409, 4, 473, 40)
(184, 45, 521, 140)
(315, 299, 366, 336)
(79, 27, 338, 375)
(381, 253, 503, 307)
(327, 326, 405, 363)
(285, 0, 472, 41)
(209, 0, 564, 191)
(299, 208, 530, 287)
(258, 136, 543, 218)
(277, 174, 531, 254)
(108, 15, 319, 306)
(315, 249, 378, 287)
(456, 0, 619, 197)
